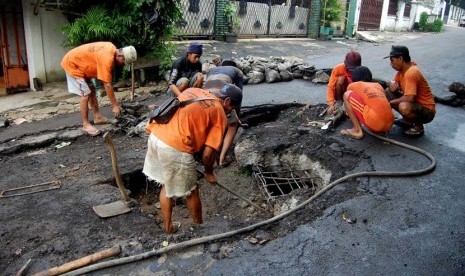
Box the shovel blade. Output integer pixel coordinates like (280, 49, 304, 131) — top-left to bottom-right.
(93, 200, 131, 218)
(321, 121, 332, 130)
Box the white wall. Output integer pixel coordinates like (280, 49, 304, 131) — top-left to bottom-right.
(380, 0, 433, 32)
(39, 9, 68, 82)
(22, 0, 67, 90)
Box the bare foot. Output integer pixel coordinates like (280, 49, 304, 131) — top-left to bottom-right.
(340, 128, 363, 139)
(164, 222, 181, 234)
(94, 116, 109, 125)
(81, 125, 100, 136)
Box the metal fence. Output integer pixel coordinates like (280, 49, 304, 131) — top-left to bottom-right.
(178, 0, 312, 38)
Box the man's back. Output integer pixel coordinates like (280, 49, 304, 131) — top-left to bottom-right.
(206, 66, 244, 89)
(61, 42, 116, 82)
(147, 88, 226, 154)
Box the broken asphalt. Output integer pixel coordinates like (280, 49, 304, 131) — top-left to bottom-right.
(1, 26, 465, 275)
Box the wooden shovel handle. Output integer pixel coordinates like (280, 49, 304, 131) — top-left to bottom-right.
(33, 245, 121, 276)
(103, 132, 131, 202)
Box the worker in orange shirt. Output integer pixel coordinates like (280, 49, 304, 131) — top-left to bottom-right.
(143, 82, 243, 234)
(61, 42, 137, 136)
(340, 66, 394, 140)
(384, 45, 435, 136)
(326, 51, 362, 115)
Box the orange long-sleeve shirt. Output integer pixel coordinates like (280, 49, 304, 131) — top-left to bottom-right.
(327, 63, 351, 107)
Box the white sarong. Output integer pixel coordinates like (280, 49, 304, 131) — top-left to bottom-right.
(143, 134, 198, 198)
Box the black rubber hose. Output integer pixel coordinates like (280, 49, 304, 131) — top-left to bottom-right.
(63, 130, 436, 276)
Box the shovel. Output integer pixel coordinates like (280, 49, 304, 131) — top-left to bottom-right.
(93, 132, 137, 218)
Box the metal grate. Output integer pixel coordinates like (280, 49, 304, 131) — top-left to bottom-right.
(253, 166, 315, 202)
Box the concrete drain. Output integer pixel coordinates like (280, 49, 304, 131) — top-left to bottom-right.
(252, 165, 316, 202)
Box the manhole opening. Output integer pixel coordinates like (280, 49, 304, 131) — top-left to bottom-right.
(252, 165, 317, 202)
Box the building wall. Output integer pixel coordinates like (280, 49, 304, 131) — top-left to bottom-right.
(22, 0, 67, 90)
(380, 1, 432, 32)
(39, 9, 68, 82)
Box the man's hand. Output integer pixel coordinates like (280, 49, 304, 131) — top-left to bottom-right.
(112, 105, 122, 118)
(388, 81, 400, 93)
(327, 105, 335, 115)
(204, 172, 217, 185)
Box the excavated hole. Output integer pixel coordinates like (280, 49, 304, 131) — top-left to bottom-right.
(112, 169, 162, 213)
(111, 103, 361, 213)
(236, 103, 361, 209)
(252, 166, 316, 202)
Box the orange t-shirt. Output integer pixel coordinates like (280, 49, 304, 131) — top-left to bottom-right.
(146, 88, 227, 153)
(327, 63, 351, 106)
(347, 81, 394, 132)
(394, 63, 435, 113)
(61, 42, 116, 83)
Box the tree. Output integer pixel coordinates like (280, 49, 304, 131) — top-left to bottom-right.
(59, 0, 182, 75)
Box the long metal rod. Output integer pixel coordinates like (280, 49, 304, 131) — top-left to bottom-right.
(216, 182, 270, 214)
(196, 169, 271, 215)
(0, 181, 61, 198)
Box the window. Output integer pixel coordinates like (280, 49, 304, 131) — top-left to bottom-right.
(388, 0, 397, 16)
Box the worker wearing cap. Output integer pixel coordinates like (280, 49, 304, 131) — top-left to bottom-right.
(61, 42, 137, 136)
(167, 42, 204, 97)
(204, 60, 244, 167)
(326, 50, 362, 115)
(143, 82, 243, 234)
(384, 45, 435, 136)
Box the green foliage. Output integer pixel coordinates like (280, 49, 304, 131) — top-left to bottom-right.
(60, 6, 124, 47)
(419, 12, 428, 31)
(430, 19, 443, 32)
(417, 12, 442, 33)
(224, 1, 241, 33)
(59, 0, 182, 77)
(321, 0, 343, 27)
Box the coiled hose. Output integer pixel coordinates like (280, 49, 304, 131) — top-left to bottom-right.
(63, 129, 436, 275)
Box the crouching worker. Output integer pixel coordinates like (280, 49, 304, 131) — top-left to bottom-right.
(327, 50, 362, 115)
(143, 83, 243, 234)
(204, 60, 245, 166)
(166, 42, 204, 97)
(384, 45, 435, 136)
(340, 66, 394, 140)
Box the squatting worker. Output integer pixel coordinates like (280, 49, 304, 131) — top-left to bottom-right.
(61, 42, 137, 136)
(326, 50, 362, 115)
(384, 45, 435, 136)
(340, 66, 394, 140)
(143, 82, 243, 234)
(203, 60, 244, 167)
(167, 42, 204, 97)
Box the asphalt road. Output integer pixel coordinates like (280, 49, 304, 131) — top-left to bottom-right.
(3, 27, 460, 275)
(206, 26, 465, 275)
(94, 27, 465, 275)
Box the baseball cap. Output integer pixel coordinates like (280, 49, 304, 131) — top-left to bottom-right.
(204, 80, 242, 108)
(121, 46, 137, 64)
(383, 45, 410, 59)
(344, 51, 362, 71)
(188, 42, 203, 55)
